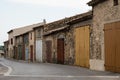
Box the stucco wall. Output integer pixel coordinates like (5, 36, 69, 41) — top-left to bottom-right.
(29, 31, 35, 61)
(91, 0, 120, 71)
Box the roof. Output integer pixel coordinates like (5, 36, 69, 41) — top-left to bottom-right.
(8, 30, 13, 34)
(44, 25, 69, 36)
(67, 11, 92, 25)
(44, 11, 92, 36)
(0, 50, 4, 54)
(4, 40, 9, 43)
(33, 25, 44, 30)
(88, 0, 107, 6)
(45, 11, 92, 27)
(8, 22, 45, 37)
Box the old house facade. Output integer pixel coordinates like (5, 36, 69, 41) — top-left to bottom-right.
(7, 22, 44, 62)
(8, 30, 14, 58)
(88, 0, 120, 72)
(43, 18, 69, 63)
(15, 35, 24, 60)
(23, 33, 29, 61)
(43, 11, 93, 68)
(29, 30, 35, 62)
(67, 12, 93, 68)
(34, 25, 44, 62)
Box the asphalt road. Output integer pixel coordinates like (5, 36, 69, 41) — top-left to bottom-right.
(0, 58, 120, 80)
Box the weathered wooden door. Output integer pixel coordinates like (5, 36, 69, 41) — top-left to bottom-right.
(104, 21, 120, 72)
(46, 41, 52, 63)
(57, 38, 64, 64)
(18, 45, 22, 60)
(104, 23, 115, 72)
(115, 22, 120, 72)
(30, 45, 33, 62)
(75, 26, 90, 68)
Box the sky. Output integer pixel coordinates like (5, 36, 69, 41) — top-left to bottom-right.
(0, 0, 91, 45)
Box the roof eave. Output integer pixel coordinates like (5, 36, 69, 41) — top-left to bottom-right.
(7, 30, 13, 34)
(88, 0, 107, 6)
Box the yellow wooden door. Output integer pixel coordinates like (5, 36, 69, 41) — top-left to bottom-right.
(75, 26, 90, 68)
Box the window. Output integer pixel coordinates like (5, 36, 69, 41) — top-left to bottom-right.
(37, 29, 41, 38)
(11, 39, 13, 44)
(31, 33, 32, 40)
(114, 0, 118, 6)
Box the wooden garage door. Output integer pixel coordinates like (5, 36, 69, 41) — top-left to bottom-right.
(104, 21, 120, 72)
(57, 38, 64, 64)
(75, 26, 90, 68)
(46, 40, 52, 63)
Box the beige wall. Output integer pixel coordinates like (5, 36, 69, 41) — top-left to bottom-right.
(91, 0, 120, 71)
(8, 32, 14, 58)
(29, 31, 35, 61)
(7, 22, 44, 60)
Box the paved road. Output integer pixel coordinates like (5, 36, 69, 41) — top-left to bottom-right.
(0, 58, 120, 80)
(0, 76, 119, 80)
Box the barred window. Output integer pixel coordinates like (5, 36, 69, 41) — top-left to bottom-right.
(114, 0, 118, 6)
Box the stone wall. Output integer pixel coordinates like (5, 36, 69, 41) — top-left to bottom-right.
(43, 19, 92, 65)
(91, 0, 120, 71)
(43, 29, 75, 64)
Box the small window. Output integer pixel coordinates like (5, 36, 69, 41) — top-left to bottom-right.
(114, 0, 118, 6)
(11, 39, 13, 44)
(37, 29, 41, 38)
(31, 33, 32, 40)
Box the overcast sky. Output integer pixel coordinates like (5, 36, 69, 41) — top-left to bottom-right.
(0, 0, 91, 45)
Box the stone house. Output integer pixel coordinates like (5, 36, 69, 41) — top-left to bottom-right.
(33, 25, 45, 62)
(7, 22, 44, 62)
(43, 11, 93, 68)
(12, 25, 36, 61)
(88, 0, 120, 72)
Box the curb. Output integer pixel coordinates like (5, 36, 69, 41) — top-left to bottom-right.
(0, 62, 12, 76)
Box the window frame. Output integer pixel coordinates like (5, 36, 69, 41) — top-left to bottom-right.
(114, 0, 118, 6)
